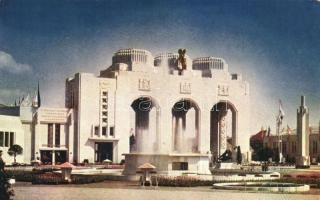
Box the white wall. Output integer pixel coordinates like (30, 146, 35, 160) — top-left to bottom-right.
(0, 115, 25, 164)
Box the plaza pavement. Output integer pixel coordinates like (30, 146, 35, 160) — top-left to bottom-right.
(13, 183, 320, 200)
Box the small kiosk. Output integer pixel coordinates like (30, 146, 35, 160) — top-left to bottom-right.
(137, 163, 157, 187)
(59, 162, 75, 182)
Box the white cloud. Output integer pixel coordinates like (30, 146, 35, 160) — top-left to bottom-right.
(0, 88, 23, 105)
(0, 51, 31, 73)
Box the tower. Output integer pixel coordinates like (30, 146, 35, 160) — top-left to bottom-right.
(32, 81, 41, 108)
(296, 96, 310, 168)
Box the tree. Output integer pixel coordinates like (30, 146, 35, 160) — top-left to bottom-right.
(256, 147, 274, 162)
(7, 144, 23, 163)
(236, 146, 242, 164)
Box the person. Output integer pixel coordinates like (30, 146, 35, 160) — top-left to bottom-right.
(0, 150, 5, 173)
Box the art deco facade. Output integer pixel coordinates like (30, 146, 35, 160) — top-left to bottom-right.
(1, 48, 251, 174)
(66, 48, 250, 173)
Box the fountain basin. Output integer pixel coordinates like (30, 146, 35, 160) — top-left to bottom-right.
(213, 182, 310, 193)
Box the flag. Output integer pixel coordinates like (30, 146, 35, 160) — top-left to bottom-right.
(267, 126, 271, 137)
(287, 125, 291, 134)
(37, 81, 41, 107)
(277, 99, 285, 123)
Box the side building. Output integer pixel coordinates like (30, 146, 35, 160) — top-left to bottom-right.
(262, 127, 320, 164)
(0, 96, 73, 164)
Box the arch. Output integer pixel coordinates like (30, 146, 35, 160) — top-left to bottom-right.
(171, 98, 200, 153)
(210, 100, 238, 160)
(171, 97, 201, 112)
(130, 96, 160, 153)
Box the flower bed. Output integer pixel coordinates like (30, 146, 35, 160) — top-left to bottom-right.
(276, 174, 320, 188)
(156, 175, 212, 187)
(71, 175, 106, 184)
(32, 173, 66, 185)
(32, 173, 107, 184)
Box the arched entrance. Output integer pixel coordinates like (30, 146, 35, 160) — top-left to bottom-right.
(210, 101, 237, 159)
(130, 96, 160, 153)
(172, 99, 200, 153)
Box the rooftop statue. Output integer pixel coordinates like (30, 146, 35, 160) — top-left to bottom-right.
(177, 49, 187, 74)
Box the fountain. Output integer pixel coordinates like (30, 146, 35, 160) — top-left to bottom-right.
(213, 182, 310, 193)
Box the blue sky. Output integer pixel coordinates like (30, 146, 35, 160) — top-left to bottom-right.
(0, 0, 320, 133)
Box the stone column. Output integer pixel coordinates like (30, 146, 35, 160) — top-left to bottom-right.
(172, 115, 176, 152)
(218, 110, 228, 156)
(232, 111, 237, 147)
(210, 110, 219, 158)
(177, 117, 183, 152)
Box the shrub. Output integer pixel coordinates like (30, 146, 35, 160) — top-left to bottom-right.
(99, 165, 124, 169)
(32, 166, 59, 173)
(0, 172, 14, 200)
(6, 169, 41, 182)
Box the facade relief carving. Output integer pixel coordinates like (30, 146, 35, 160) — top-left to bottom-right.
(218, 84, 229, 96)
(138, 78, 151, 91)
(180, 82, 191, 94)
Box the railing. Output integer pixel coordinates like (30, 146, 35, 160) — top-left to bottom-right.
(41, 144, 67, 148)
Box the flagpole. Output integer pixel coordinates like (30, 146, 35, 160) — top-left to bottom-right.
(277, 119, 283, 163)
(277, 100, 284, 163)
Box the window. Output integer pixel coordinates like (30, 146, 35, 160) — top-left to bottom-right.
(0, 132, 3, 147)
(55, 124, 60, 147)
(102, 91, 107, 96)
(102, 112, 107, 116)
(172, 162, 188, 170)
(102, 105, 107, 109)
(313, 141, 318, 154)
(4, 132, 9, 147)
(48, 124, 53, 147)
(102, 118, 108, 123)
(102, 127, 107, 136)
(109, 127, 114, 136)
(102, 98, 107, 103)
(94, 126, 99, 136)
(9, 132, 14, 147)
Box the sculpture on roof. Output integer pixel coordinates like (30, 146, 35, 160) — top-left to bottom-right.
(177, 49, 187, 74)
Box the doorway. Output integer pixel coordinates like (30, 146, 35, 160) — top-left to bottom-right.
(55, 151, 67, 164)
(40, 150, 52, 164)
(95, 142, 113, 163)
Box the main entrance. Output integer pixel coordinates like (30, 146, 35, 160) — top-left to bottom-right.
(95, 142, 113, 163)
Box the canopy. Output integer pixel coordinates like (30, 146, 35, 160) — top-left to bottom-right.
(59, 162, 76, 169)
(138, 163, 156, 170)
